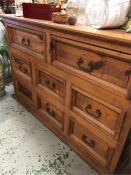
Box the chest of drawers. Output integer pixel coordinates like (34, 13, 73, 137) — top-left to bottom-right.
(1, 14, 131, 174)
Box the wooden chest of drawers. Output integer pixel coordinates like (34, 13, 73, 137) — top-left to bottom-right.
(1, 14, 131, 174)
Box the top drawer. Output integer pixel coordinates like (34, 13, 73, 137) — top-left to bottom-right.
(8, 27, 46, 60)
(51, 36, 131, 98)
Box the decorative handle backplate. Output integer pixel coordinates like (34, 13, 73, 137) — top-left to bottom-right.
(45, 80, 56, 90)
(82, 134, 95, 148)
(85, 105, 101, 119)
(77, 57, 104, 73)
(22, 38, 30, 48)
(45, 103, 56, 117)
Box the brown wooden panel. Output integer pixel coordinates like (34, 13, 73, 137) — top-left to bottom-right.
(18, 83, 32, 100)
(51, 37, 131, 89)
(37, 95, 64, 131)
(13, 77, 34, 107)
(68, 117, 114, 168)
(9, 27, 46, 60)
(36, 69, 65, 103)
(12, 56, 32, 80)
(71, 87, 125, 140)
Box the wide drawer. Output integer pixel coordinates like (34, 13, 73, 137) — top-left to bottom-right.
(71, 87, 125, 140)
(37, 95, 64, 131)
(36, 68, 65, 103)
(51, 36, 131, 94)
(9, 27, 46, 60)
(12, 56, 32, 82)
(68, 117, 114, 168)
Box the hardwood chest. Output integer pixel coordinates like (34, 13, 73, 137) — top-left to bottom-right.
(1, 14, 131, 174)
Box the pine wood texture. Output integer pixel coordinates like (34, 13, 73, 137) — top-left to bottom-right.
(1, 14, 131, 174)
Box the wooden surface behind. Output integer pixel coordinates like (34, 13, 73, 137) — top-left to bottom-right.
(1, 14, 131, 44)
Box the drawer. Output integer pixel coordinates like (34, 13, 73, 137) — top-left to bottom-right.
(68, 117, 114, 168)
(36, 69, 65, 103)
(14, 77, 34, 107)
(37, 95, 64, 131)
(12, 56, 32, 81)
(9, 27, 45, 59)
(51, 36, 131, 91)
(71, 87, 125, 140)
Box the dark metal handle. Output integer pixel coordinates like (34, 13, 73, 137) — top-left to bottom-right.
(22, 38, 30, 47)
(49, 41, 57, 53)
(22, 67, 28, 74)
(82, 134, 95, 148)
(125, 70, 131, 76)
(85, 105, 101, 119)
(45, 80, 56, 90)
(77, 57, 104, 73)
(45, 103, 56, 117)
(19, 64, 28, 74)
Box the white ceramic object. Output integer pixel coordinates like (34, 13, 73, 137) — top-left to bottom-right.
(66, 0, 86, 25)
(86, 0, 131, 29)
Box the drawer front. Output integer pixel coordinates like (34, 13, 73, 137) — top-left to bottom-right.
(69, 118, 114, 167)
(14, 78, 34, 107)
(12, 56, 32, 80)
(51, 37, 131, 89)
(37, 95, 64, 131)
(10, 27, 45, 59)
(36, 69, 65, 102)
(71, 87, 125, 140)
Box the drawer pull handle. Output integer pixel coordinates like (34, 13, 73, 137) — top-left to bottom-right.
(19, 65, 28, 74)
(96, 109, 101, 118)
(22, 38, 30, 47)
(125, 70, 131, 75)
(22, 68, 28, 74)
(50, 41, 57, 53)
(77, 58, 104, 73)
(86, 104, 92, 109)
(82, 134, 95, 148)
(45, 80, 56, 90)
(45, 103, 56, 117)
(85, 105, 101, 119)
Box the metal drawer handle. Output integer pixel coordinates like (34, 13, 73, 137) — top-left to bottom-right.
(22, 38, 30, 47)
(82, 134, 95, 148)
(85, 105, 101, 119)
(22, 67, 28, 74)
(19, 65, 28, 74)
(45, 80, 56, 90)
(45, 103, 56, 117)
(49, 41, 57, 53)
(125, 69, 131, 76)
(77, 57, 104, 73)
